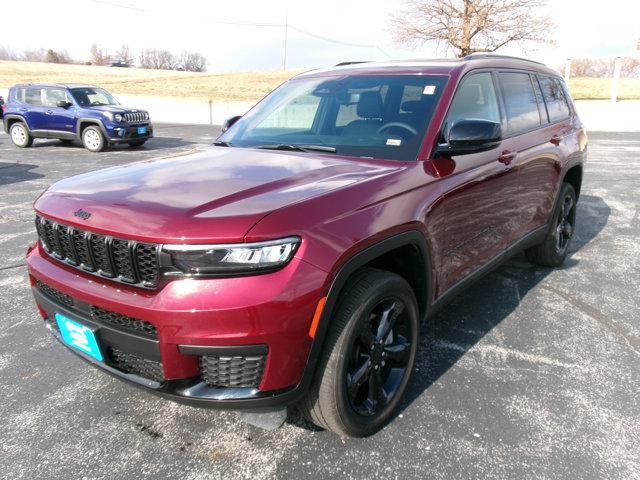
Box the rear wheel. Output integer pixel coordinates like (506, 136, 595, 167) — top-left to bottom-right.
(525, 182, 577, 267)
(10, 122, 33, 148)
(81, 126, 106, 152)
(127, 139, 147, 147)
(300, 268, 419, 437)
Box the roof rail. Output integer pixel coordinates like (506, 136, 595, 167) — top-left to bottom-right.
(334, 61, 371, 67)
(463, 53, 545, 66)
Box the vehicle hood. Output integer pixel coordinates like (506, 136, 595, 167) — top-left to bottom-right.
(34, 147, 402, 243)
(85, 105, 146, 114)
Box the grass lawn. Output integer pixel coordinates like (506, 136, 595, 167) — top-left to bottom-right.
(1, 61, 639, 101)
(0, 61, 298, 102)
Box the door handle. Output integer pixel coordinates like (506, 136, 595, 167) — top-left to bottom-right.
(497, 150, 515, 165)
(45, 110, 54, 115)
(550, 134, 562, 146)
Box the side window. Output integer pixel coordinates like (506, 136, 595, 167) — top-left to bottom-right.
(498, 72, 541, 135)
(24, 88, 43, 106)
(43, 88, 68, 107)
(538, 76, 571, 123)
(446, 72, 500, 130)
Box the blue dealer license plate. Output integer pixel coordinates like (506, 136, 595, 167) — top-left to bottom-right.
(137, 126, 147, 135)
(55, 313, 103, 361)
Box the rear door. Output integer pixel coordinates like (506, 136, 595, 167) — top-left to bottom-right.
(42, 88, 76, 133)
(436, 71, 520, 293)
(20, 87, 48, 130)
(495, 71, 560, 240)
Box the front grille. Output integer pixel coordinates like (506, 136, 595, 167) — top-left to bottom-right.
(90, 306, 157, 339)
(35, 280, 74, 307)
(35, 215, 159, 289)
(108, 347, 164, 382)
(123, 112, 148, 123)
(200, 355, 266, 388)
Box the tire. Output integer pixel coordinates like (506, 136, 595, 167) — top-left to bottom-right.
(525, 182, 577, 267)
(81, 125, 106, 152)
(127, 140, 147, 147)
(300, 268, 419, 437)
(59, 139, 74, 145)
(9, 122, 33, 148)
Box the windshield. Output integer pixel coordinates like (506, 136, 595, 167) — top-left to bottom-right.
(70, 87, 120, 107)
(218, 74, 448, 161)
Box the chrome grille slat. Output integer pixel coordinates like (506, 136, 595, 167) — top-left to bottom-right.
(123, 111, 148, 124)
(35, 215, 159, 289)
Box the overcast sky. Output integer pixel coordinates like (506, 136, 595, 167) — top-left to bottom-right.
(3, 0, 639, 71)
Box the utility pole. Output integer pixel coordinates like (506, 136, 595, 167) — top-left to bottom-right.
(282, 6, 289, 70)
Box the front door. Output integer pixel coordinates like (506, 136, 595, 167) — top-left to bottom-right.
(433, 71, 520, 294)
(42, 88, 76, 133)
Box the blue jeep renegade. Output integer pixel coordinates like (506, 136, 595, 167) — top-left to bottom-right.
(3, 83, 153, 152)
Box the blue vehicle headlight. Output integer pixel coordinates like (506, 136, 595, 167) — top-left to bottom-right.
(114, 114, 123, 122)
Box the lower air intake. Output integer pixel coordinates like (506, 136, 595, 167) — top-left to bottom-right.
(200, 355, 266, 388)
(108, 347, 164, 383)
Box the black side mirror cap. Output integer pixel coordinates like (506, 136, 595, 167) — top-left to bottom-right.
(221, 115, 242, 133)
(435, 119, 502, 156)
(56, 101, 72, 109)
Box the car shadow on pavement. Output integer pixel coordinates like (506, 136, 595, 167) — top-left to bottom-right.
(0, 162, 44, 186)
(287, 195, 611, 433)
(25, 137, 198, 151)
(397, 194, 611, 419)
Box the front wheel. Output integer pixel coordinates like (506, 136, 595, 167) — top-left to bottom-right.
(300, 268, 419, 437)
(81, 126, 106, 152)
(10, 122, 33, 148)
(525, 182, 577, 267)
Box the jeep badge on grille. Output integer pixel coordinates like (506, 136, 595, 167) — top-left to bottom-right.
(74, 209, 92, 220)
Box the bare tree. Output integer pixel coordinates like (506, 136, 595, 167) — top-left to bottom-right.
(90, 43, 110, 65)
(0, 45, 19, 60)
(23, 48, 48, 62)
(115, 44, 134, 65)
(139, 49, 176, 70)
(177, 51, 207, 72)
(390, 0, 553, 57)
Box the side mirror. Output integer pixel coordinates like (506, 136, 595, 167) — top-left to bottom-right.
(221, 115, 242, 133)
(436, 119, 501, 156)
(56, 100, 72, 109)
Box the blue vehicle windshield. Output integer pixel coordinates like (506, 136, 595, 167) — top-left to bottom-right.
(70, 87, 120, 107)
(218, 74, 448, 161)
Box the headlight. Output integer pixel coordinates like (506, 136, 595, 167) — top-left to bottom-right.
(114, 114, 123, 122)
(162, 237, 300, 275)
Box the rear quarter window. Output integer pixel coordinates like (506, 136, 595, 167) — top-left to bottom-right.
(538, 76, 571, 123)
(498, 72, 541, 135)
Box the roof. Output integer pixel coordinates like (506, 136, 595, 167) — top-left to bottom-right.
(11, 83, 97, 89)
(295, 54, 560, 79)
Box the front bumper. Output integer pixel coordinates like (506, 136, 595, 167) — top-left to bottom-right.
(27, 243, 327, 409)
(106, 123, 154, 143)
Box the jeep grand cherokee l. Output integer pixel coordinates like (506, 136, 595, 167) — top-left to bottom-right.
(27, 55, 586, 437)
(3, 83, 152, 152)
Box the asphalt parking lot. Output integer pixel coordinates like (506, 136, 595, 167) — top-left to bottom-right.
(0, 125, 638, 479)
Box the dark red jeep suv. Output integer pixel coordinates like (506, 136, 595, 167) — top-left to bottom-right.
(27, 55, 586, 437)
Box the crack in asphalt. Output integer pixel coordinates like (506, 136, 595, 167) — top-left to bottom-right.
(0, 263, 26, 271)
(539, 284, 640, 356)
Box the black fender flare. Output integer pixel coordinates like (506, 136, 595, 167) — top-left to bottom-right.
(281, 230, 433, 406)
(76, 118, 108, 139)
(3, 114, 30, 133)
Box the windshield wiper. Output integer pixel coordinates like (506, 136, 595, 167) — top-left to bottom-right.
(213, 140, 232, 147)
(254, 144, 336, 153)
